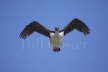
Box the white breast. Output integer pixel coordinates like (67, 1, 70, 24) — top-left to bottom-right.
(50, 32, 64, 48)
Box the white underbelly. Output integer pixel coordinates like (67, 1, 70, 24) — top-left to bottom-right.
(50, 34, 63, 47)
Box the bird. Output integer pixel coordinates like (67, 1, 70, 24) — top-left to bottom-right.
(20, 18, 90, 52)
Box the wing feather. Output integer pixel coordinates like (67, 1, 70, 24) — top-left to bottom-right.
(20, 21, 50, 39)
(62, 18, 90, 35)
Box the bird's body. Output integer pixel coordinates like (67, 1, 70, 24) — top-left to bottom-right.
(20, 18, 90, 52)
(50, 31, 64, 51)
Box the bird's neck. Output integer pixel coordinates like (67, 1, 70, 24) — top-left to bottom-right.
(54, 31, 60, 36)
(55, 30, 59, 33)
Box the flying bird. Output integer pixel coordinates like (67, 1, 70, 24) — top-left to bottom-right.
(20, 18, 90, 52)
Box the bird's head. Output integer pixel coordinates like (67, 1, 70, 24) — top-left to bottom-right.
(55, 27, 60, 31)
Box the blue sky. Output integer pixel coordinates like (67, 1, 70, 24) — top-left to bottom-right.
(0, 0, 108, 72)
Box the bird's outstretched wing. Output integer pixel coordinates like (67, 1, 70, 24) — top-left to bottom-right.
(20, 21, 50, 39)
(62, 18, 90, 35)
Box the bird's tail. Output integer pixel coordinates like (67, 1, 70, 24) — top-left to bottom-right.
(53, 47, 60, 52)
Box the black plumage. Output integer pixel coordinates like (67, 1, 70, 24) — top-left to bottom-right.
(20, 18, 90, 39)
(20, 21, 50, 39)
(62, 18, 90, 35)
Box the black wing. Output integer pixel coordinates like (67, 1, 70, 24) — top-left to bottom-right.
(62, 18, 90, 35)
(20, 21, 50, 39)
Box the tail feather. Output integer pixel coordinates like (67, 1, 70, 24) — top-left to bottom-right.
(53, 47, 60, 52)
